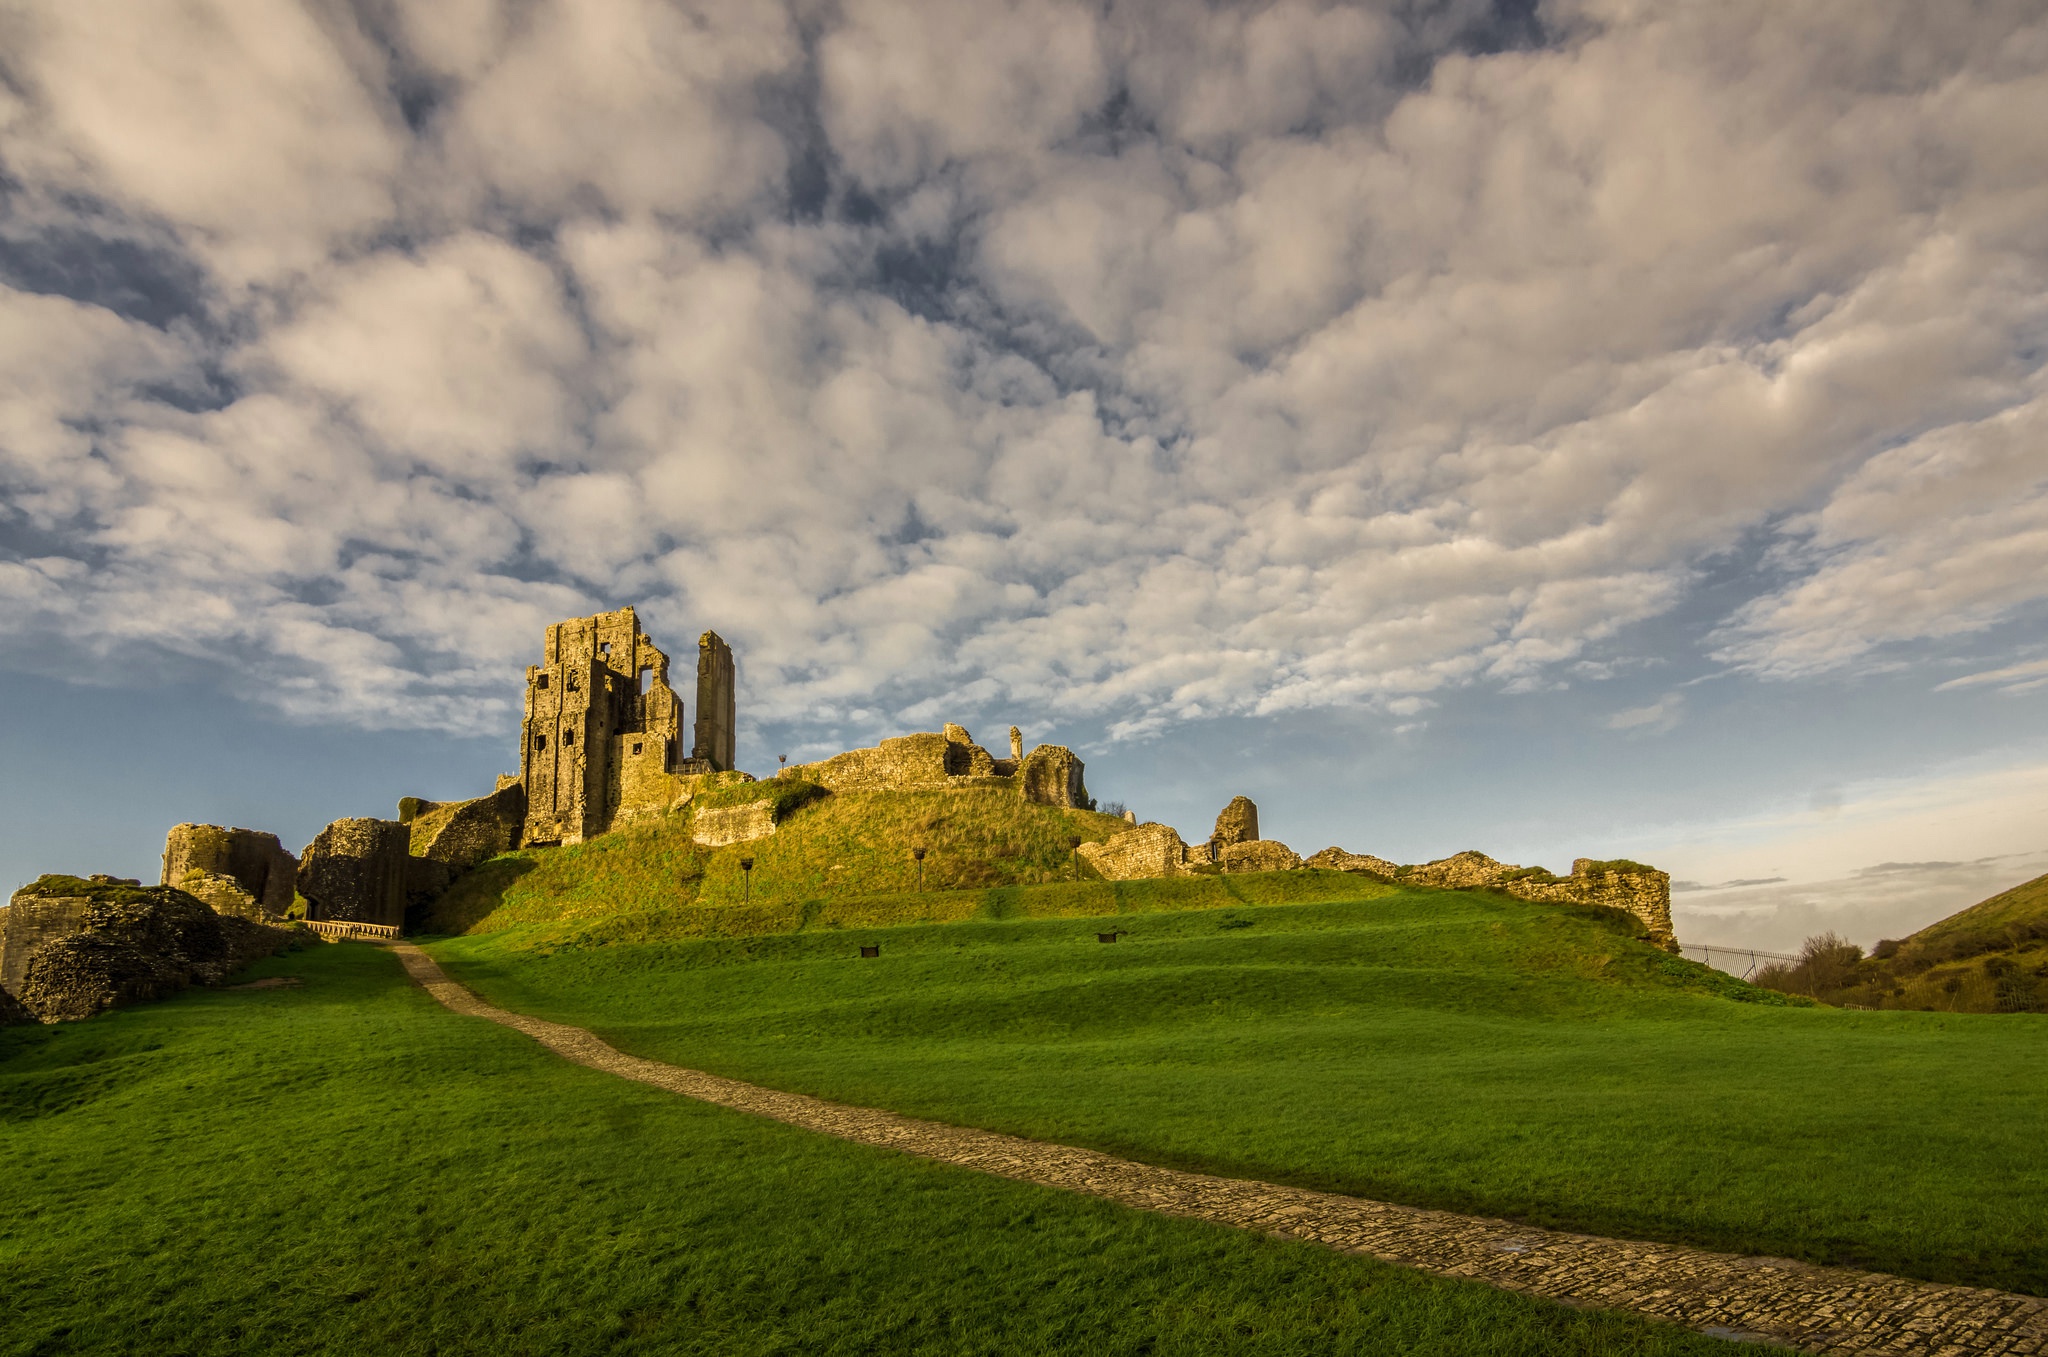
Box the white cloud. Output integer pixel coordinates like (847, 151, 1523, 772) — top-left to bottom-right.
(1607, 692, 1684, 734)
(0, 0, 2044, 747)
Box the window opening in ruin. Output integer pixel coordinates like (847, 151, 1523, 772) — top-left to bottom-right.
(567, 674, 578, 691)
(599, 642, 611, 654)
(534, 734, 546, 750)
(632, 742, 643, 755)
(536, 673, 549, 689)
(565, 729, 575, 746)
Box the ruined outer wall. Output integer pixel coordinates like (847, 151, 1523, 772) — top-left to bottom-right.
(1504, 868, 1676, 952)
(1077, 823, 1194, 880)
(790, 733, 955, 793)
(408, 784, 526, 870)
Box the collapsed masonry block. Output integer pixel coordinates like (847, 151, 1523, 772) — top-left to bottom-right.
(1019, 744, 1086, 808)
(692, 801, 778, 847)
(161, 824, 298, 919)
(297, 818, 410, 930)
(1304, 847, 1400, 876)
(406, 783, 526, 871)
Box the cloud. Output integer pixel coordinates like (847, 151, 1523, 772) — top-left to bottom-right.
(0, 0, 2044, 748)
(1606, 691, 1685, 734)
(1934, 656, 2048, 694)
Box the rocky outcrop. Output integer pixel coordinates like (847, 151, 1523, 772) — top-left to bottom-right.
(1305, 847, 1400, 876)
(1220, 840, 1301, 873)
(1209, 796, 1260, 855)
(297, 818, 410, 929)
(8, 878, 298, 1022)
(160, 824, 298, 920)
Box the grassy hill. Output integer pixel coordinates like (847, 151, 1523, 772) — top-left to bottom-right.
(1757, 871, 2048, 1012)
(0, 942, 1743, 1356)
(428, 882, 2048, 1296)
(424, 785, 1233, 940)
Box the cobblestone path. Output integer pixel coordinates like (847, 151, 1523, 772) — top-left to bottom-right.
(393, 943, 2045, 1355)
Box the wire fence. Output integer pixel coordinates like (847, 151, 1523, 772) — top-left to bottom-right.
(1679, 942, 1798, 979)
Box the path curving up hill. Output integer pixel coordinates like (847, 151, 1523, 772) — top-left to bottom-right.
(392, 942, 2045, 1357)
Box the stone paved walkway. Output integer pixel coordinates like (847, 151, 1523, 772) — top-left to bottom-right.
(392, 942, 2045, 1355)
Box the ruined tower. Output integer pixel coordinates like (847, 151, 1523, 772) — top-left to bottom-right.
(690, 630, 736, 773)
(520, 608, 680, 845)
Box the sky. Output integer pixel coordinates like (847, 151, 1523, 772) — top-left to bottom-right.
(1, 0, 2045, 952)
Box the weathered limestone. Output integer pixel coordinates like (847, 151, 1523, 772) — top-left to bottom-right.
(297, 818, 410, 929)
(1018, 744, 1086, 808)
(1077, 822, 1196, 880)
(1209, 796, 1260, 855)
(691, 801, 777, 847)
(160, 824, 298, 920)
(8, 877, 296, 1022)
(1220, 840, 1302, 873)
(1304, 847, 1401, 876)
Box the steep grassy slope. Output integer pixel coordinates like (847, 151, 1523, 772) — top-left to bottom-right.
(0, 943, 1741, 1357)
(427, 786, 1145, 937)
(1764, 872, 2048, 1012)
(432, 888, 2048, 1295)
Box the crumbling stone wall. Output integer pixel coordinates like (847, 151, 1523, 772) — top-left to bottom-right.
(1209, 797, 1259, 857)
(297, 818, 410, 929)
(1304, 847, 1400, 876)
(1077, 822, 1197, 880)
(784, 726, 1089, 809)
(691, 801, 778, 847)
(1220, 840, 1301, 873)
(1502, 863, 1676, 952)
(160, 824, 297, 920)
(690, 630, 737, 773)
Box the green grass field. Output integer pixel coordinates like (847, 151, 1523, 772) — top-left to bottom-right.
(0, 943, 1742, 1356)
(428, 885, 2048, 1297)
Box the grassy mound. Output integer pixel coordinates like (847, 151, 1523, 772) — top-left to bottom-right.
(431, 886, 2048, 1296)
(0, 942, 1741, 1356)
(425, 786, 1137, 938)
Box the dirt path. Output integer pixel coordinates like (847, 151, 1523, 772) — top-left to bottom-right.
(392, 942, 2044, 1356)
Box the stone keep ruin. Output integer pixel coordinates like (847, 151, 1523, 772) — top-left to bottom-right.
(520, 607, 737, 846)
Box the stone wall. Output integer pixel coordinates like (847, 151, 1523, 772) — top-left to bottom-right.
(1304, 847, 1400, 876)
(1076, 822, 1197, 880)
(297, 818, 411, 929)
(1502, 866, 1676, 952)
(1209, 796, 1259, 856)
(1220, 840, 1301, 873)
(779, 725, 1090, 809)
(691, 801, 778, 847)
(160, 824, 298, 918)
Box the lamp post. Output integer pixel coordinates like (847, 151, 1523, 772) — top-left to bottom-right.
(739, 857, 754, 903)
(777, 754, 787, 776)
(912, 845, 926, 891)
(1068, 835, 1083, 881)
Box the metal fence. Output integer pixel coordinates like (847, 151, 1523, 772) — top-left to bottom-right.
(1678, 942, 1798, 979)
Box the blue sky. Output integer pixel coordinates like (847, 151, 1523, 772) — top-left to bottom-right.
(2, 0, 2045, 950)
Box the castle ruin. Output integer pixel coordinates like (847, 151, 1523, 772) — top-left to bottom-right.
(520, 607, 737, 845)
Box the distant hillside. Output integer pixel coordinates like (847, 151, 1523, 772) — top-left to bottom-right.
(1756, 871, 2048, 1013)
